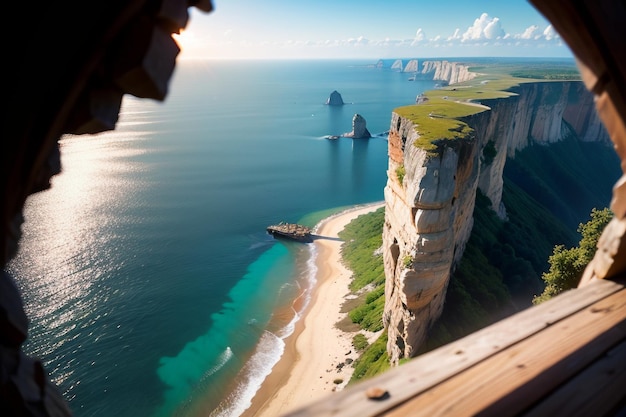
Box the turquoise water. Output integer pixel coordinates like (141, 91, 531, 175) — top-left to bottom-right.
(7, 59, 435, 416)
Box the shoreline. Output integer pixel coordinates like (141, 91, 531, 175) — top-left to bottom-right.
(243, 202, 385, 417)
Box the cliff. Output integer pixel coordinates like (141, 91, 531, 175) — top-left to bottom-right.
(375, 59, 476, 85)
(382, 80, 610, 364)
(421, 60, 477, 85)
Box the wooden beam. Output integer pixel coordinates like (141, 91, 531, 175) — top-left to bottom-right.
(522, 339, 626, 417)
(383, 289, 625, 416)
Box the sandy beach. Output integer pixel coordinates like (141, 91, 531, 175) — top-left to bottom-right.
(243, 202, 385, 417)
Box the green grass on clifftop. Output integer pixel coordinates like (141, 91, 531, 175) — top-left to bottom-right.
(396, 59, 581, 151)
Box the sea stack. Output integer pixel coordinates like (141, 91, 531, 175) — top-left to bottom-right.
(343, 113, 371, 139)
(326, 90, 344, 106)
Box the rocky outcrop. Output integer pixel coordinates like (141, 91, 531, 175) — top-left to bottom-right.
(421, 60, 477, 85)
(343, 113, 371, 138)
(326, 90, 344, 106)
(403, 59, 418, 73)
(382, 81, 609, 364)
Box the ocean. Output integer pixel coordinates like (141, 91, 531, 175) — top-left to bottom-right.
(6, 59, 435, 417)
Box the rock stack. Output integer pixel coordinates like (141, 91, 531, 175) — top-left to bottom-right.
(343, 113, 371, 139)
(326, 90, 344, 106)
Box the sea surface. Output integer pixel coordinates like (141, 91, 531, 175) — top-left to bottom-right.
(7, 59, 435, 417)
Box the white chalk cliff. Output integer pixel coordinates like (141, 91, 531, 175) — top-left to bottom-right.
(421, 60, 477, 85)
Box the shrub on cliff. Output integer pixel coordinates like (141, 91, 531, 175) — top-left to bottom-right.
(533, 207, 613, 304)
(395, 165, 405, 185)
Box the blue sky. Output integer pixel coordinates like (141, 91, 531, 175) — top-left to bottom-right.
(175, 0, 573, 59)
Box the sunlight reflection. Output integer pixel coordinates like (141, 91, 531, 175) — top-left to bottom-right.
(7, 97, 157, 391)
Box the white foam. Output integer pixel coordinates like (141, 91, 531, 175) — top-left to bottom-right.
(203, 347, 234, 379)
(210, 239, 322, 416)
(210, 331, 284, 417)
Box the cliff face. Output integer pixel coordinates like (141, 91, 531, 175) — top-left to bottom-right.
(382, 80, 609, 364)
(467, 81, 609, 217)
(421, 60, 477, 85)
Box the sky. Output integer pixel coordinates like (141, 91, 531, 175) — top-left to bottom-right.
(174, 0, 574, 60)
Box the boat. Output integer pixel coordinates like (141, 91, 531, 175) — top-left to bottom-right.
(266, 222, 313, 242)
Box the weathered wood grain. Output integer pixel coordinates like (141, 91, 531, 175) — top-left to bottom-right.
(523, 339, 626, 417)
(383, 289, 625, 416)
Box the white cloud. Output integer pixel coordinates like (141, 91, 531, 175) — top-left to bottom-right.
(462, 13, 505, 42)
(448, 28, 461, 41)
(543, 24, 559, 40)
(517, 25, 539, 40)
(415, 28, 426, 42)
(411, 28, 426, 46)
(346, 36, 369, 46)
(191, 12, 569, 59)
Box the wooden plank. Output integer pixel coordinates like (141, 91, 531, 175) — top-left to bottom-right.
(282, 276, 625, 417)
(382, 289, 626, 417)
(523, 339, 626, 417)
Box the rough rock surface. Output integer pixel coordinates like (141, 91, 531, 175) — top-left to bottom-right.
(421, 60, 477, 85)
(343, 113, 371, 138)
(326, 90, 344, 106)
(382, 80, 609, 364)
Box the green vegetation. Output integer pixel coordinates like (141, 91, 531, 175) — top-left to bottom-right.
(533, 208, 613, 304)
(337, 206, 389, 383)
(395, 164, 406, 184)
(348, 286, 385, 332)
(352, 333, 369, 351)
(468, 58, 580, 80)
(339, 207, 386, 291)
(350, 332, 390, 382)
(509, 67, 581, 80)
